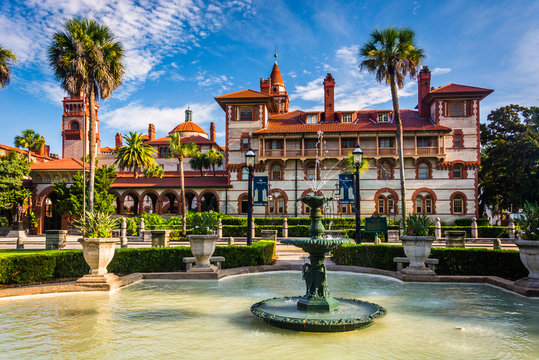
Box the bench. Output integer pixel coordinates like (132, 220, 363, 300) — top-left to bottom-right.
(393, 257, 439, 272)
(183, 256, 225, 270)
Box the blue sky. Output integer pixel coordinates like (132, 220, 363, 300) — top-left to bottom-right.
(1, 0, 538, 156)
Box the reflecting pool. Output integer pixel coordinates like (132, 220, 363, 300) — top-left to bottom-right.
(0, 272, 538, 359)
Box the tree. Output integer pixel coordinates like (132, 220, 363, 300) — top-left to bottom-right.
(189, 151, 210, 176)
(114, 132, 157, 178)
(143, 163, 164, 178)
(169, 133, 198, 235)
(0, 45, 17, 90)
(206, 148, 224, 176)
(479, 105, 539, 213)
(49, 18, 125, 212)
(360, 27, 425, 229)
(54, 164, 117, 217)
(0, 151, 30, 222)
(14, 129, 45, 163)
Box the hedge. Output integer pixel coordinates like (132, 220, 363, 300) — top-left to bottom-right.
(332, 244, 527, 280)
(0, 241, 275, 285)
(454, 218, 490, 226)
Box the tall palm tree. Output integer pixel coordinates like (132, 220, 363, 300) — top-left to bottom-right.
(49, 18, 124, 212)
(0, 45, 17, 90)
(360, 27, 424, 230)
(114, 132, 157, 178)
(169, 133, 198, 235)
(14, 129, 45, 162)
(189, 151, 209, 176)
(206, 148, 224, 176)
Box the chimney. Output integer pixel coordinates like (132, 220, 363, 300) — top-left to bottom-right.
(210, 122, 216, 142)
(115, 132, 123, 148)
(185, 107, 192, 122)
(45, 145, 50, 157)
(260, 78, 270, 94)
(417, 66, 431, 118)
(323, 73, 335, 122)
(148, 124, 155, 141)
(38, 136, 46, 156)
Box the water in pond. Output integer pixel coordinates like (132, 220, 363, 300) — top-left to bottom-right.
(0, 272, 538, 359)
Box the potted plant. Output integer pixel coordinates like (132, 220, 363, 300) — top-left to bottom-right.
(515, 202, 539, 288)
(26, 210, 38, 235)
(74, 211, 119, 277)
(400, 214, 435, 275)
(186, 212, 220, 272)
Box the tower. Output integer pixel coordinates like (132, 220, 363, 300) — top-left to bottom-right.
(61, 97, 99, 159)
(260, 53, 289, 114)
(323, 73, 335, 122)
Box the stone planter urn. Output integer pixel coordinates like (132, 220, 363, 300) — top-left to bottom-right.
(515, 240, 539, 288)
(186, 234, 219, 273)
(400, 235, 436, 276)
(76, 238, 119, 289)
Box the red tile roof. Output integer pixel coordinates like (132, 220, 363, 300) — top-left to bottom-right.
(215, 89, 273, 100)
(30, 158, 89, 170)
(145, 135, 219, 146)
(254, 110, 451, 134)
(112, 175, 230, 188)
(270, 62, 284, 86)
(0, 144, 54, 162)
(169, 121, 208, 135)
(215, 89, 278, 113)
(100, 146, 115, 153)
(429, 83, 493, 94)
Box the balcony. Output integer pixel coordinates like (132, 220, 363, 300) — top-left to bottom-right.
(63, 129, 81, 140)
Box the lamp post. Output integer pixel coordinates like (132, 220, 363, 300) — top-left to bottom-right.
(353, 145, 363, 243)
(245, 148, 255, 246)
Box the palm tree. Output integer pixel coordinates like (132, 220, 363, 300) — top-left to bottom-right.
(114, 132, 157, 178)
(49, 18, 124, 212)
(169, 133, 198, 235)
(206, 148, 224, 176)
(14, 129, 45, 162)
(189, 151, 210, 176)
(360, 27, 424, 230)
(143, 163, 164, 178)
(0, 45, 17, 90)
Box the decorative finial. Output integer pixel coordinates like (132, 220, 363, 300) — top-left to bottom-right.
(274, 51, 278, 64)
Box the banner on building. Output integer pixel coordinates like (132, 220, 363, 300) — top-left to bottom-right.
(253, 176, 268, 206)
(338, 174, 355, 204)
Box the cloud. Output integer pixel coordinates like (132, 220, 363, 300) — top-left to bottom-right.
(100, 102, 221, 135)
(0, 0, 253, 101)
(432, 67, 452, 75)
(21, 80, 66, 104)
(288, 71, 297, 78)
(195, 71, 233, 89)
(290, 77, 325, 102)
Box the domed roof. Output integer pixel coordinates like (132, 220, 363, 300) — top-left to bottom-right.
(169, 121, 208, 136)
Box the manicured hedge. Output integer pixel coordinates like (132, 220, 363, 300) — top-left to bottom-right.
(454, 218, 490, 226)
(332, 244, 527, 280)
(0, 241, 276, 285)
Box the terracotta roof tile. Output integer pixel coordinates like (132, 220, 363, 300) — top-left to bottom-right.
(112, 176, 230, 188)
(270, 62, 284, 86)
(100, 146, 115, 153)
(30, 158, 89, 170)
(215, 89, 273, 100)
(169, 121, 208, 135)
(145, 135, 219, 146)
(429, 83, 493, 94)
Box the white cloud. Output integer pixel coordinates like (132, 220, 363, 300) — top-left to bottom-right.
(432, 67, 452, 75)
(290, 77, 325, 102)
(195, 71, 233, 89)
(21, 80, 66, 104)
(101, 102, 221, 135)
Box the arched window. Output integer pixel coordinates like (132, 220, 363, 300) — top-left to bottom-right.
(378, 161, 394, 180)
(413, 190, 436, 215)
(239, 194, 248, 214)
(417, 161, 431, 179)
(375, 189, 398, 215)
(270, 164, 282, 181)
(70, 121, 80, 130)
(450, 192, 467, 215)
(268, 195, 285, 214)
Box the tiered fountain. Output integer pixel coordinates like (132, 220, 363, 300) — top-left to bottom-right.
(251, 195, 386, 332)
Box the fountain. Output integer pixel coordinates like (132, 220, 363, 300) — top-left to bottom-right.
(251, 195, 386, 332)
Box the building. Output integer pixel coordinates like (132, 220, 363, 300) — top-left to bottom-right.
(28, 58, 492, 233)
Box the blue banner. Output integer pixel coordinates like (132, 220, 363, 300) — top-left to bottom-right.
(253, 176, 268, 206)
(338, 174, 354, 204)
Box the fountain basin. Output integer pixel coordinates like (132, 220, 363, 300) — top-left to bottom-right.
(251, 296, 386, 332)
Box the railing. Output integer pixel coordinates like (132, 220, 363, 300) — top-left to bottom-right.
(63, 129, 81, 140)
(258, 146, 444, 159)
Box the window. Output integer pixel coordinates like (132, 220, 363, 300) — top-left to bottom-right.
(415, 198, 423, 214)
(453, 195, 464, 214)
(342, 138, 355, 148)
(266, 139, 283, 149)
(306, 114, 318, 124)
(454, 133, 463, 148)
(70, 121, 80, 130)
(418, 163, 429, 179)
(241, 167, 249, 180)
(425, 197, 433, 214)
(307, 166, 316, 180)
(239, 106, 254, 121)
(453, 164, 462, 179)
(305, 140, 318, 149)
(447, 101, 465, 117)
(342, 113, 352, 123)
(240, 195, 248, 214)
(269, 195, 285, 215)
(414, 192, 435, 215)
(378, 198, 385, 214)
(379, 162, 393, 180)
(242, 137, 249, 150)
(379, 137, 394, 148)
(377, 194, 396, 215)
(377, 112, 390, 122)
(417, 137, 430, 147)
(271, 165, 282, 180)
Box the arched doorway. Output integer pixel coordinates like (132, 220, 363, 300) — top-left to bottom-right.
(200, 191, 218, 212)
(185, 191, 198, 211)
(122, 192, 140, 215)
(43, 193, 61, 231)
(141, 192, 159, 213)
(161, 192, 179, 214)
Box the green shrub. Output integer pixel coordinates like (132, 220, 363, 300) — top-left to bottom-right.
(454, 218, 490, 226)
(477, 226, 508, 238)
(333, 245, 527, 280)
(220, 215, 247, 226)
(0, 253, 57, 284)
(126, 217, 139, 236)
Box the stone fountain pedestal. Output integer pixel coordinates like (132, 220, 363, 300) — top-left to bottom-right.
(76, 238, 120, 290)
(186, 234, 219, 273)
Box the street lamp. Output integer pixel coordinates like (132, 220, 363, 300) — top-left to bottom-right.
(245, 147, 256, 246)
(353, 145, 363, 243)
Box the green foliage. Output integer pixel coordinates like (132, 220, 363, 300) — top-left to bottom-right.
(143, 163, 164, 178)
(0, 217, 8, 227)
(189, 151, 210, 175)
(516, 202, 539, 240)
(190, 211, 219, 235)
(338, 152, 369, 175)
(114, 132, 157, 177)
(54, 165, 117, 217)
(454, 218, 490, 226)
(126, 217, 139, 236)
(14, 129, 45, 162)
(74, 211, 119, 238)
(0, 45, 17, 89)
(0, 242, 275, 284)
(332, 245, 527, 280)
(0, 151, 31, 212)
(206, 148, 224, 176)
(405, 214, 432, 236)
(26, 211, 38, 229)
(479, 105, 539, 213)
